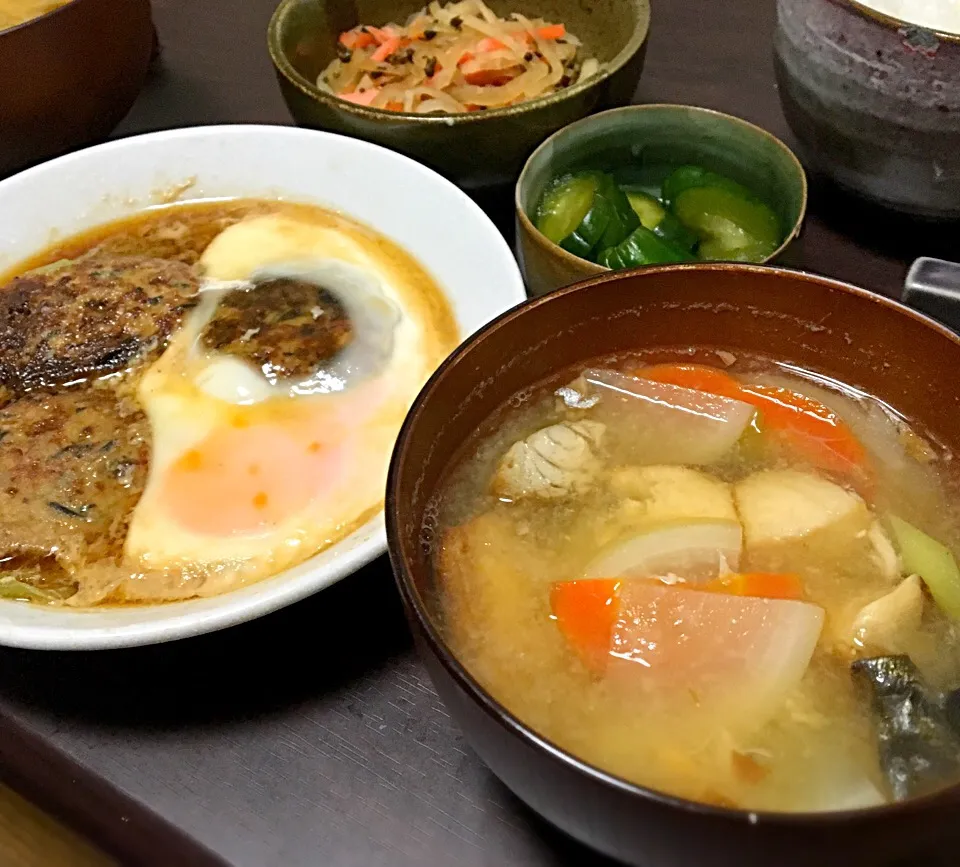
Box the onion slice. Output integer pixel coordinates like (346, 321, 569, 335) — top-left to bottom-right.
(582, 519, 742, 582)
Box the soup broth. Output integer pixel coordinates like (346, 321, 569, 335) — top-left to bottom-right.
(433, 348, 960, 812)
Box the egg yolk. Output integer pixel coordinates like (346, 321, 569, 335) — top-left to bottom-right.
(160, 423, 342, 535)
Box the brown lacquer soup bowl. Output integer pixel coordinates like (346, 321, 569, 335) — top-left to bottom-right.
(0, 0, 155, 176)
(386, 264, 960, 867)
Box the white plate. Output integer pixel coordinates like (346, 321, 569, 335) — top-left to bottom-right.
(0, 125, 526, 650)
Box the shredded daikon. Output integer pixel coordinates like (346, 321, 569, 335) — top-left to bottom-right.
(320, 0, 601, 115)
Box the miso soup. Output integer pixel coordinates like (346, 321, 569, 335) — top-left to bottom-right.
(432, 349, 960, 812)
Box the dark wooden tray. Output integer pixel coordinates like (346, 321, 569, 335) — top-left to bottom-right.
(0, 0, 957, 865)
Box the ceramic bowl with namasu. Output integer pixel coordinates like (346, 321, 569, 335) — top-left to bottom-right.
(268, 0, 651, 189)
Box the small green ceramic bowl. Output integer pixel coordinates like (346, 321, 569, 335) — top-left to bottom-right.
(515, 104, 809, 296)
(267, 0, 651, 189)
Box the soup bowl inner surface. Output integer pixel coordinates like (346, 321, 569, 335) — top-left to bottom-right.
(387, 264, 960, 867)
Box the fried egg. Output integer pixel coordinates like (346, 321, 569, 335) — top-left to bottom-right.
(123, 210, 456, 595)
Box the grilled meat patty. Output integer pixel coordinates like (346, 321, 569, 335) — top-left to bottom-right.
(0, 256, 199, 396)
(200, 277, 353, 383)
(0, 386, 150, 594)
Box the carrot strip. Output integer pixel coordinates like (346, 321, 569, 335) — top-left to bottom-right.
(339, 29, 375, 49)
(534, 24, 566, 40)
(371, 36, 401, 63)
(366, 26, 393, 45)
(551, 580, 621, 671)
(476, 36, 508, 52)
(385, 101, 403, 111)
(463, 68, 517, 86)
(339, 88, 379, 106)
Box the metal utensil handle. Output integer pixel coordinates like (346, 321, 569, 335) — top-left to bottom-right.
(903, 258, 960, 336)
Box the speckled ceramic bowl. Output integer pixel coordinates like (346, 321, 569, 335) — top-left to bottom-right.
(268, 0, 650, 189)
(515, 105, 808, 297)
(775, 0, 960, 219)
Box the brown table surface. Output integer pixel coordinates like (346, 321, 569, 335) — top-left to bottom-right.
(0, 1, 958, 866)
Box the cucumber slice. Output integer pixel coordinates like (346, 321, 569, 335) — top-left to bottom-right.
(535, 172, 617, 259)
(662, 165, 755, 207)
(596, 177, 641, 251)
(609, 226, 690, 268)
(627, 191, 699, 253)
(889, 517, 960, 621)
(561, 193, 615, 259)
(613, 164, 672, 199)
(597, 246, 625, 270)
(653, 213, 699, 253)
(673, 186, 781, 263)
(626, 191, 666, 229)
(536, 173, 602, 244)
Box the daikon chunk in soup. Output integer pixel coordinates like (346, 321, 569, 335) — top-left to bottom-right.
(431, 350, 960, 812)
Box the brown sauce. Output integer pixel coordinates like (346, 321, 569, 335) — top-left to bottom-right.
(0, 198, 457, 607)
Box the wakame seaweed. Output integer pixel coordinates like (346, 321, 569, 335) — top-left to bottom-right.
(852, 655, 960, 801)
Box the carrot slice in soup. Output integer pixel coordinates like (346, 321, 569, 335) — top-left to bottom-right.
(740, 384, 871, 486)
(551, 579, 621, 670)
(637, 364, 872, 492)
(637, 363, 743, 400)
(704, 572, 805, 601)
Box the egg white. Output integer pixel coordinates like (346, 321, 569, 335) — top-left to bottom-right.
(123, 212, 443, 593)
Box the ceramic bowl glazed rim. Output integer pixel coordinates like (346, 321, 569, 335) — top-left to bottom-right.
(0, 123, 526, 650)
(386, 261, 960, 828)
(843, 0, 960, 44)
(514, 103, 809, 274)
(267, 0, 651, 125)
(0, 0, 82, 36)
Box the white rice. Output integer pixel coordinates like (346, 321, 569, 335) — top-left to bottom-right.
(856, 0, 960, 34)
